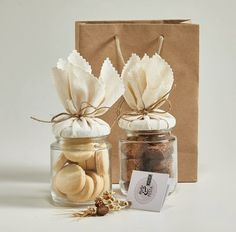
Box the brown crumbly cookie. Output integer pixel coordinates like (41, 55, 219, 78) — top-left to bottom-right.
(141, 142, 173, 176)
(126, 158, 142, 170)
(121, 142, 144, 159)
(123, 140, 174, 182)
(142, 145, 165, 161)
(155, 166, 173, 176)
(144, 157, 173, 172)
(163, 159, 174, 177)
(148, 142, 174, 159)
(124, 159, 143, 181)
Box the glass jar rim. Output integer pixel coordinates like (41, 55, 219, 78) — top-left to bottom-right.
(125, 129, 172, 135)
(51, 135, 111, 151)
(121, 129, 175, 143)
(55, 135, 109, 142)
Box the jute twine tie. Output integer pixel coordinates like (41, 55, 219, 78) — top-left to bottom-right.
(31, 102, 110, 124)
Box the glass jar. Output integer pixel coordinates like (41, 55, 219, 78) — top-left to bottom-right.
(119, 130, 177, 195)
(50, 136, 111, 206)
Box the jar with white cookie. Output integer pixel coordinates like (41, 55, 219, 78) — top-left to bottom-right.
(118, 53, 178, 195)
(49, 51, 124, 206)
(51, 136, 111, 205)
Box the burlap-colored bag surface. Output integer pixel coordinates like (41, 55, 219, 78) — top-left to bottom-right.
(75, 20, 199, 183)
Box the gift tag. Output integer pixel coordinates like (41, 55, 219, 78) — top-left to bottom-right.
(127, 171, 170, 212)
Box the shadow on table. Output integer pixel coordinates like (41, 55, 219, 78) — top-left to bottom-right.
(0, 193, 52, 208)
(0, 165, 126, 209)
(0, 165, 49, 183)
(0, 165, 52, 208)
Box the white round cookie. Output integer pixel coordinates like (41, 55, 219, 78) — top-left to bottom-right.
(87, 171, 104, 200)
(95, 149, 110, 175)
(55, 164, 86, 194)
(67, 175, 94, 202)
(53, 153, 68, 172)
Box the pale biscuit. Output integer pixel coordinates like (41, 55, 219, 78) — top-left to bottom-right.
(87, 171, 104, 200)
(64, 150, 94, 163)
(55, 164, 86, 194)
(67, 175, 94, 202)
(95, 149, 110, 175)
(52, 177, 66, 198)
(102, 174, 111, 192)
(86, 154, 96, 170)
(78, 160, 87, 170)
(53, 153, 68, 172)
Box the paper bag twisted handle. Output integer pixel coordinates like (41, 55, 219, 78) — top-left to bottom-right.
(114, 34, 164, 64)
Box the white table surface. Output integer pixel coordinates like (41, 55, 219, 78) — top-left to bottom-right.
(0, 152, 235, 232)
(0, 0, 236, 231)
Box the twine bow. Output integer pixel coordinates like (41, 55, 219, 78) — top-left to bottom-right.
(31, 102, 110, 124)
(119, 88, 172, 122)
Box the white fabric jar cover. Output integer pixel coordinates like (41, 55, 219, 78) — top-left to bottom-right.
(118, 53, 176, 131)
(52, 50, 124, 138)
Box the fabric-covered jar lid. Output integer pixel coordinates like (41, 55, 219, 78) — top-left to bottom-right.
(51, 50, 124, 138)
(118, 110, 176, 131)
(118, 53, 176, 132)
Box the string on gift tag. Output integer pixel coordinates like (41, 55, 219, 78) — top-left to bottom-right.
(31, 102, 110, 124)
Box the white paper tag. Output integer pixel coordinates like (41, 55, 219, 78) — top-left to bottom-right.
(127, 170, 170, 212)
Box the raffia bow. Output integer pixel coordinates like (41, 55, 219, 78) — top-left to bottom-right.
(31, 102, 110, 124)
(118, 87, 173, 123)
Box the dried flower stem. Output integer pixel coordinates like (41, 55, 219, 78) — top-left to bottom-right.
(71, 191, 129, 219)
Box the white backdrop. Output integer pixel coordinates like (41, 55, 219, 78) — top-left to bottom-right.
(0, 0, 236, 231)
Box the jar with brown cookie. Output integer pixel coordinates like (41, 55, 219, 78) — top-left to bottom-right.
(51, 136, 111, 206)
(118, 53, 177, 195)
(119, 129, 177, 195)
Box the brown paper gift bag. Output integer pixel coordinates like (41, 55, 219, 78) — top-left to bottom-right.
(75, 20, 199, 183)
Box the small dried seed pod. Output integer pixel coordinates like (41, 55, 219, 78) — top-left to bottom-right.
(95, 197, 105, 207)
(96, 205, 109, 216)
